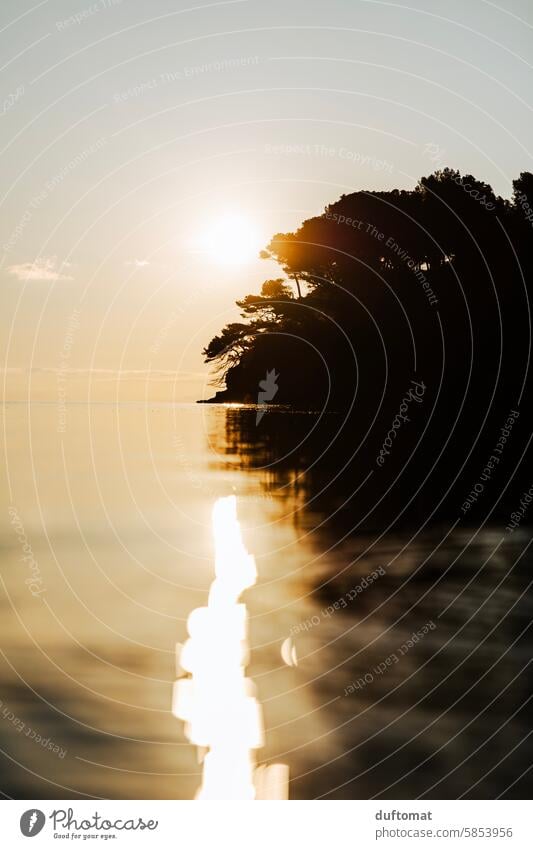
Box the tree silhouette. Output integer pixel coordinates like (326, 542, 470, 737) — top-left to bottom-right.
(201, 169, 532, 445)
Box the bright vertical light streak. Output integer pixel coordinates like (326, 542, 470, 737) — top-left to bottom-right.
(172, 496, 288, 800)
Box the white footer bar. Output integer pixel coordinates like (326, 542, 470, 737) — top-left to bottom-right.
(1, 800, 530, 848)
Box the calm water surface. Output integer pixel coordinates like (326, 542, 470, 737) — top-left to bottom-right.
(0, 403, 531, 799)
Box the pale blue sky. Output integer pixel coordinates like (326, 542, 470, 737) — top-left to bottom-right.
(1, 0, 532, 400)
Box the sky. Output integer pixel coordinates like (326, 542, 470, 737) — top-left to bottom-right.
(1, 0, 532, 402)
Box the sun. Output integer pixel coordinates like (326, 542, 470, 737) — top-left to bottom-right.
(194, 212, 262, 266)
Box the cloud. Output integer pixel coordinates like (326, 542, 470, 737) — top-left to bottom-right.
(7, 256, 73, 281)
(125, 259, 150, 268)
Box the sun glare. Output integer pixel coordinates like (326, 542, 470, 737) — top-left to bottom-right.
(194, 212, 261, 266)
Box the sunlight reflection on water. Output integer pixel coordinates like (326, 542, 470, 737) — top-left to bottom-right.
(172, 496, 288, 799)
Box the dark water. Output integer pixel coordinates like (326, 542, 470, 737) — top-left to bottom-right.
(0, 403, 531, 799)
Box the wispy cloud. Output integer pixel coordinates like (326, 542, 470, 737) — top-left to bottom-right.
(125, 259, 150, 268)
(7, 256, 73, 281)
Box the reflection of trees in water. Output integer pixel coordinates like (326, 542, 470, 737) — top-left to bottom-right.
(208, 408, 533, 799)
(208, 407, 314, 500)
(211, 398, 533, 538)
